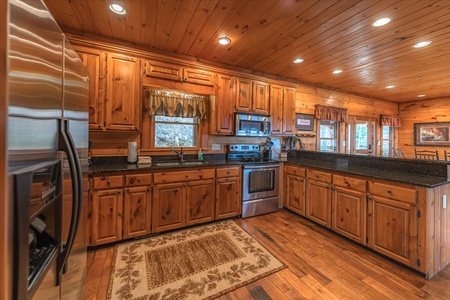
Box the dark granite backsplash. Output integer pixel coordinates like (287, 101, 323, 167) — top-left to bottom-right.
(91, 154, 226, 165)
(287, 150, 449, 178)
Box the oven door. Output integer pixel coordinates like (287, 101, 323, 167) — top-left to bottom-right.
(242, 165, 279, 200)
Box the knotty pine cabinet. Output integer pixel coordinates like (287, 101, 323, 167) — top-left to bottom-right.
(215, 167, 242, 219)
(306, 169, 332, 228)
(235, 78, 270, 115)
(143, 59, 215, 86)
(210, 74, 235, 135)
(332, 174, 367, 244)
(89, 173, 152, 246)
(270, 85, 296, 135)
(152, 169, 215, 232)
(252, 80, 270, 115)
(367, 181, 418, 267)
(76, 48, 140, 132)
(284, 165, 306, 216)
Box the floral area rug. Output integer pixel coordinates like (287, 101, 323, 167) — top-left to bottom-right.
(107, 220, 286, 300)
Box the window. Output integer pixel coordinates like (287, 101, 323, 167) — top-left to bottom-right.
(346, 116, 377, 155)
(318, 120, 338, 152)
(154, 116, 199, 148)
(381, 126, 394, 157)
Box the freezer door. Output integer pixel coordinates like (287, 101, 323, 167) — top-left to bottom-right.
(60, 37, 89, 300)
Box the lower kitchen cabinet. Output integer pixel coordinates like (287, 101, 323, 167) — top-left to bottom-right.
(215, 167, 241, 219)
(331, 174, 367, 244)
(91, 188, 123, 246)
(284, 165, 306, 216)
(123, 186, 152, 239)
(152, 182, 186, 232)
(186, 179, 215, 225)
(306, 170, 332, 228)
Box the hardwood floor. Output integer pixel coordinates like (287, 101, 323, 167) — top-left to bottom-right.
(86, 209, 450, 299)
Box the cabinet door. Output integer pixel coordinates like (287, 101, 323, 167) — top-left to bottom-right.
(216, 177, 241, 219)
(105, 53, 140, 131)
(143, 59, 182, 81)
(367, 195, 418, 268)
(91, 189, 123, 246)
(282, 87, 296, 134)
(77, 49, 106, 130)
(235, 77, 252, 112)
(269, 84, 283, 135)
(306, 179, 331, 228)
(252, 81, 270, 114)
(152, 183, 186, 232)
(186, 179, 215, 225)
(183, 68, 215, 86)
(332, 186, 366, 244)
(212, 74, 235, 135)
(123, 186, 151, 239)
(285, 174, 306, 216)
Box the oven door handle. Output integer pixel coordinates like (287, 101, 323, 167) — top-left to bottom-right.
(243, 165, 279, 170)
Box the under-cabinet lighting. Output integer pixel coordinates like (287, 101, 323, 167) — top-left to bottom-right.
(217, 37, 231, 45)
(332, 70, 343, 74)
(372, 17, 391, 27)
(412, 41, 432, 48)
(386, 85, 395, 89)
(109, 3, 126, 15)
(293, 58, 304, 64)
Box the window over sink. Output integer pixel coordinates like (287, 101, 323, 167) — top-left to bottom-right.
(154, 116, 199, 148)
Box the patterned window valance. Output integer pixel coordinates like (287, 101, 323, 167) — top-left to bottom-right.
(380, 114, 401, 127)
(143, 88, 208, 119)
(314, 104, 348, 123)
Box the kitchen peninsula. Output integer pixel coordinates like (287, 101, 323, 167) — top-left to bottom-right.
(284, 150, 450, 279)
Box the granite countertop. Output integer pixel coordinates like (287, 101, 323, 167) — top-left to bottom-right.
(286, 159, 450, 188)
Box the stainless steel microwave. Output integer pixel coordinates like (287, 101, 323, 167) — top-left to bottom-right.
(235, 113, 271, 137)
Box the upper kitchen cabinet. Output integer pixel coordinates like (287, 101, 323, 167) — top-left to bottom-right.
(270, 85, 296, 135)
(209, 74, 235, 135)
(252, 80, 270, 115)
(76, 48, 106, 130)
(236, 79, 270, 115)
(105, 53, 141, 131)
(143, 59, 215, 86)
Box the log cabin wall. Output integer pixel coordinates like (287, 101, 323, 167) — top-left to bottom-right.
(399, 98, 450, 159)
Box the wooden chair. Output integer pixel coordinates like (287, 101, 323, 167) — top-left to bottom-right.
(392, 148, 405, 158)
(444, 150, 450, 161)
(414, 149, 440, 160)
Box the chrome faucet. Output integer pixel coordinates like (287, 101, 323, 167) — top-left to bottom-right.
(171, 147, 184, 161)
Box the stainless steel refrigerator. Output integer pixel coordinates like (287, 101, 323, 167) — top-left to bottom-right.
(3, 0, 89, 299)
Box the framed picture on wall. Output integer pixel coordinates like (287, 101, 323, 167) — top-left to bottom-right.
(295, 113, 315, 131)
(414, 122, 450, 146)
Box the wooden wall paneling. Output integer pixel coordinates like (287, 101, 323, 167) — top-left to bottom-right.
(89, 131, 140, 157)
(398, 98, 450, 158)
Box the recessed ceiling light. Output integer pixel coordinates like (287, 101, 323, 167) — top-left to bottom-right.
(386, 85, 395, 89)
(293, 58, 304, 64)
(372, 17, 391, 27)
(417, 94, 426, 97)
(217, 37, 231, 45)
(110, 3, 126, 15)
(412, 40, 432, 48)
(332, 70, 343, 74)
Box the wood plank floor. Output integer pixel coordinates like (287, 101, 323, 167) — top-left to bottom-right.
(86, 209, 450, 299)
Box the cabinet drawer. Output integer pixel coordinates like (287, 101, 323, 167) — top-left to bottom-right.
(368, 182, 417, 204)
(154, 169, 215, 184)
(307, 169, 332, 184)
(285, 165, 306, 177)
(125, 173, 152, 186)
(333, 174, 366, 192)
(216, 167, 240, 178)
(144, 60, 182, 81)
(92, 175, 124, 189)
(183, 68, 215, 86)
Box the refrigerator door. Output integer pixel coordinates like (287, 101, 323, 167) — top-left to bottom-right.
(8, 0, 63, 168)
(60, 37, 89, 300)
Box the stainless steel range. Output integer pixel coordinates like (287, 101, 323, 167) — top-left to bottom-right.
(227, 144, 280, 218)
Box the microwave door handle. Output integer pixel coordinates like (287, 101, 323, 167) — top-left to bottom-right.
(56, 119, 82, 284)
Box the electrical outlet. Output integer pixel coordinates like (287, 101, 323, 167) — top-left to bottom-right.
(212, 144, 221, 151)
(443, 195, 447, 209)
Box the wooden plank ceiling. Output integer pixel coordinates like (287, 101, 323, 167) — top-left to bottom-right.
(43, 0, 450, 103)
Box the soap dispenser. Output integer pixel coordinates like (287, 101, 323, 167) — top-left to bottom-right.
(198, 149, 204, 161)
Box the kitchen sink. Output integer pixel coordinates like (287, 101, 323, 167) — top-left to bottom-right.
(154, 162, 182, 167)
(182, 161, 208, 166)
(154, 161, 208, 167)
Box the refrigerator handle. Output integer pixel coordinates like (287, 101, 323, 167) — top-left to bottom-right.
(56, 119, 82, 284)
